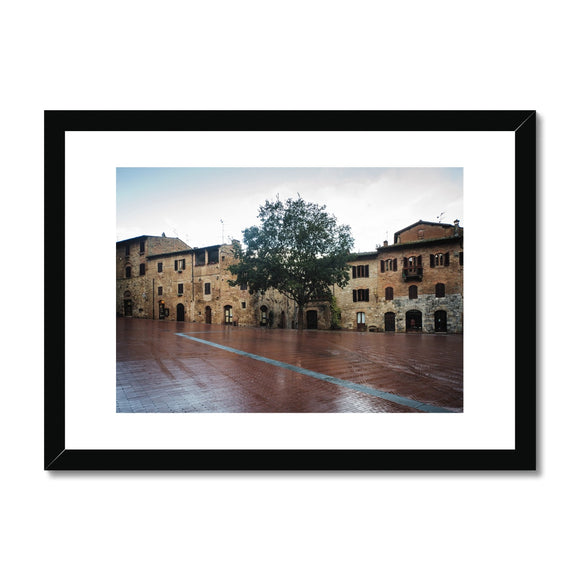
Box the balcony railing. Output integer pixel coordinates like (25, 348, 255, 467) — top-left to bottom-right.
(402, 267, 423, 281)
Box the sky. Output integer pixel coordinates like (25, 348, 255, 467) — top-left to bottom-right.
(116, 167, 463, 253)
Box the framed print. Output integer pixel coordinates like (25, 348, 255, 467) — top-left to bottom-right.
(44, 110, 536, 470)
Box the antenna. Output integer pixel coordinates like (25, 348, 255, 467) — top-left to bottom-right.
(220, 219, 224, 244)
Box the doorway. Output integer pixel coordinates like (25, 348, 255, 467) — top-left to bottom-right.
(306, 310, 318, 329)
(205, 306, 212, 324)
(224, 305, 233, 325)
(356, 311, 366, 331)
(177, 303, 185, 322)
(434, 310, 447, 332)
(123, 299, 132, 317)
(384, 311, 395, 332)
(280, 311, 286, 329)
(406, 310, 422, 332)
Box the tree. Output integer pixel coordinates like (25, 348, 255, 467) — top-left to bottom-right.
(228, 196, 354, 329)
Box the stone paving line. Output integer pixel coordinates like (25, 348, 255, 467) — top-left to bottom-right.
(175, 331, 452, 413)
(116, 319, 463, 413)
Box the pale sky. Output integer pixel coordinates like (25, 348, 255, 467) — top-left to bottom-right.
(116, 167, 463, 253)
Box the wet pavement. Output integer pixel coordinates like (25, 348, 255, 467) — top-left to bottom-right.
(117, 318, 463, 413)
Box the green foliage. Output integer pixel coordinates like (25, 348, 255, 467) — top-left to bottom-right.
(329, 295, 342, 330)
(228, 196, 354, 328)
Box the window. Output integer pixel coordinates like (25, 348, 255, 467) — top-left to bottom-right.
(204, 282, 211, 295)
(430, 252, 450, 267)
(385, 287, 394, 301)
(139, 241, 145, 253)
(241, 301, 246, 309)
(177, 283, 184, 295)
(158, 262, 163, 273)
(125, 266, 131, 278)
(208, 248, 219, 264)
(174, 259, 186, 271)
(195, 249, 206, 266)
(435, 283, 445, 298)
(351, 264, 369, 279)
(158, 286, 163, 296)
(352, 288, 370, 302)
(409, 285, 418, 299)
(125, 245, 130, 256)
(240, 282, 248, 291)
(380, 258, 397, 272)
(459, 251, 463, 266)
(139, 263, 145, 276)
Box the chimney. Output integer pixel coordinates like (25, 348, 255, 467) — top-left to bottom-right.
(453, 219, 460, 236)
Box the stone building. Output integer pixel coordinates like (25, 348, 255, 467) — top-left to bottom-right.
(117, 219, 463, 333)
(117, 235, 298, 327)
(332, 220, 463, 333)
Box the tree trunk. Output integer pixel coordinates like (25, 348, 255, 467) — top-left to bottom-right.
(297, 303, 304, 330)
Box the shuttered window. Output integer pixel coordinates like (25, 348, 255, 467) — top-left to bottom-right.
(409, 285, 418, 299)
(353, 289, 370, 302)
(385, 287, 394, 301)
(435, 283, 445, 298)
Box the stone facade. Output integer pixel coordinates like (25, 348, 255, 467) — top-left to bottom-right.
(117, 236, 298, 327)
(117, 219, 463, 333)
(332, 220, 463, 333)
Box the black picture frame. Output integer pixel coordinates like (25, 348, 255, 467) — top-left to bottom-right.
(45, 110, 536, 471)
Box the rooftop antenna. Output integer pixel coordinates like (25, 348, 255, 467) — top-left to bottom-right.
(220, 219, 224, 244)
(436, 211, 445, 223)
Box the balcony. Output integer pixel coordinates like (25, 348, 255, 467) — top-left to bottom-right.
(402, 267, 423, 282)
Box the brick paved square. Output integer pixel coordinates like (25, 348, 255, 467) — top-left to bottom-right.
(117, 318, 463, 413)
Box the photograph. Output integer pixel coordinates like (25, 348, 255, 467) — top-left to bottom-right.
(44, 109, 534, 470)
(116, 167, 464, 414)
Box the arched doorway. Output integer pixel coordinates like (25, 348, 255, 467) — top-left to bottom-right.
(356, 311, 366, 331)
(224, 305, 233, 325)
(384, 312, 396, 332)
(306, 310, 318, 329)
(177, 303, 185, 322)
(280, 311, 286, 329)
(260, 306, 268, 326)
(434, 310, 447, 332)
(406, 310, 422, 332)
(205, 306, 212, 324)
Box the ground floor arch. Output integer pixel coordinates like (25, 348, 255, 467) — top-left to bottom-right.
(306, 310, 318, 329)
(434, 310, 447, 332)
(205, 306, 212, 324)
(177, 303, 185, 321)
(406, 309, 422, 332)
(384, 311, 396, 332)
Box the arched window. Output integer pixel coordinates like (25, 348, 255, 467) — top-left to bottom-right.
(409, 285, 418, 299)
(385, 287, 394, 301)
(125, 266, 131, 278)
(435, 283, 445, 298)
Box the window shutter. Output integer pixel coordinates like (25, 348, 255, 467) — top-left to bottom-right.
(430, 254, 435, 268)
(174, 260, 178, 271)
(444, 252, 450, 266)
(352, 266, 357, 279)
(417, 255, 422, 267)
(365, 289, 369, 301)
(365, 265, 369, 277)
(459, 252, 463, 266)
(393, 258, 397, 271)
(353, 289, 357, 302)
(403, 257, 408, 268)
